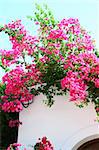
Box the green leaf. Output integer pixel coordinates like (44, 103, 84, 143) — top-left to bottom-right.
(27, 15, 33, 20)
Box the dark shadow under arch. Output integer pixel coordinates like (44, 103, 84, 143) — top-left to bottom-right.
(77, 138, 99, 150)
(0, 111, 19, 149)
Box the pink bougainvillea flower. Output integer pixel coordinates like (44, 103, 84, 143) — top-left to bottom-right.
(0, 15, 98, 116)
(2, 100, 23, 112)
(7, 143, 22, 150)
(8, 119, 22, 128)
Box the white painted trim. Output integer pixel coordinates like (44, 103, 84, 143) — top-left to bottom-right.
(72, 134, 99, 150)
(61, 123, 99, 150)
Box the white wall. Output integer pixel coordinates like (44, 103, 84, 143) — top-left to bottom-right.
(18, 94, 99, 150)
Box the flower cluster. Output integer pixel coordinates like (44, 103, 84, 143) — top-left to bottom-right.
(34, 137, 54, 150)
(61, 71, 87, 101)
(0, 4, 99, 118)
(7, 143, 22, 150)
(61, 52, 99, 102)
(7, 137, 54, 150)
(8, 119, 22, 128)
(0, 20, 38, 67)
(58, 18, 94, 52)
(0, 65, 41, 112)
(2, 100, 23, 112)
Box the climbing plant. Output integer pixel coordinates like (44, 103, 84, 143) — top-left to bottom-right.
(0, 4, 99, 120)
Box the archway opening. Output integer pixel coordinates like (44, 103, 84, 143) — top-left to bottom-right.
(77, 138, 99, 150)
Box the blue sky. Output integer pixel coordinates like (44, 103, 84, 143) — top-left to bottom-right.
(0, 0, 99, 49)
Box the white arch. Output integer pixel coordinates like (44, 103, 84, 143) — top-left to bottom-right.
(61, 123, 99, 150)
(72, 134, 99, 150)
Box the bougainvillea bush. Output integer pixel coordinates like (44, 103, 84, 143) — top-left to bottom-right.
(0, 4, 99, 120)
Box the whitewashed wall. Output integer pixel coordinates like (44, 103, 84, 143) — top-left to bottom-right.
(18, 94, 99, 150)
